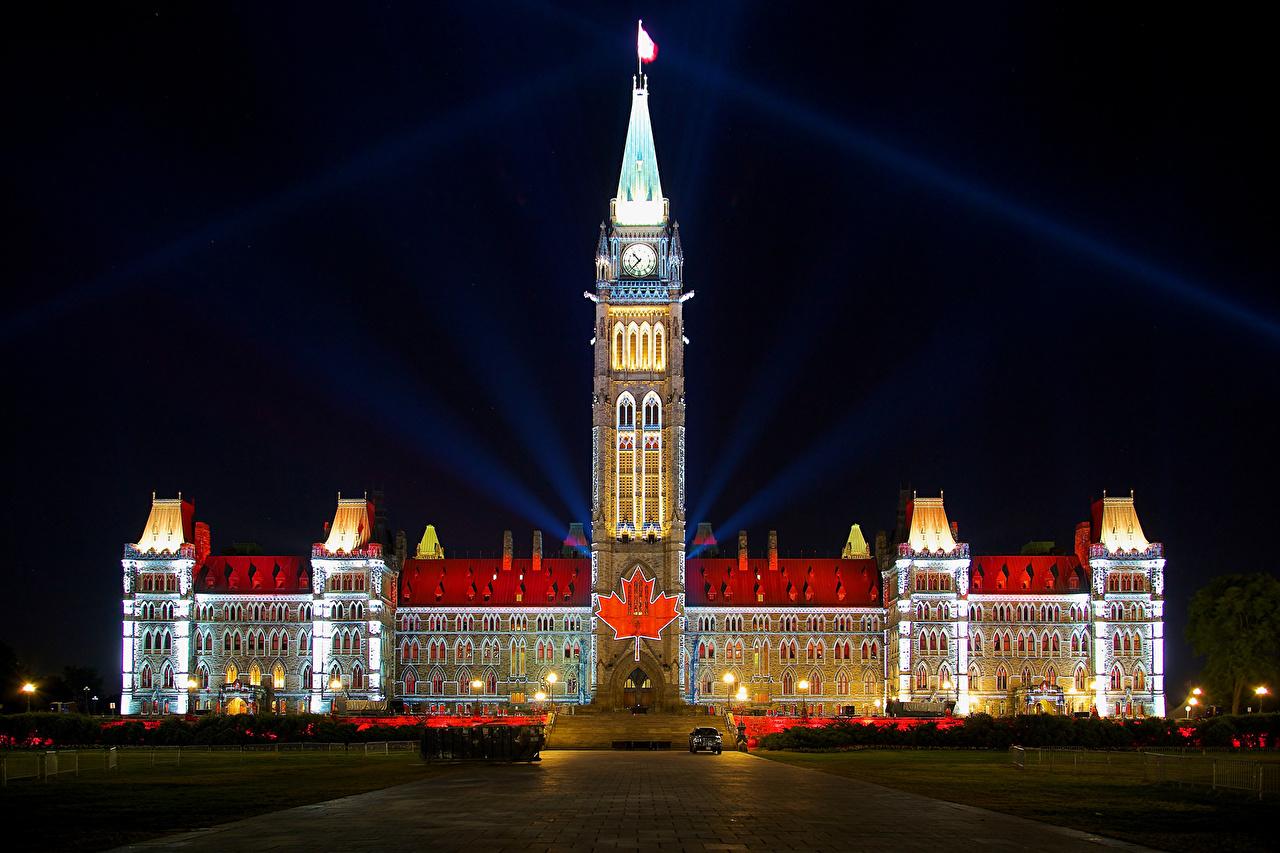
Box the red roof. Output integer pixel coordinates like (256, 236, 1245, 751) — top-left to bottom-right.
(685, 558, 881, 607)
(400, 558, 591, 607)
(969, 555, 1088, 595)
(195, 556, 309, 594)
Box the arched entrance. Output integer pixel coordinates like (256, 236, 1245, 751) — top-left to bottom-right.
(622, 668, 653, 709)
(226, 697, 248, 716)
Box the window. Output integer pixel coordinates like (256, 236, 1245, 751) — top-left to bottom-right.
(782, 671, 795, 695)
(1110, 664, 1123, 691)
(836, 671, 850, 695)
(915, 665, 928, 690)
(273, 662, 285, 690)
(225, 663, 238, 684)
(616, 393, 637, 532)
(996, 666, 1008, 691)
(352, 663, 365, 690)
(139, 663, 153, 689)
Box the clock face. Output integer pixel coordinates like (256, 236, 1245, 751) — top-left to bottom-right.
(622, 243, 658, 277)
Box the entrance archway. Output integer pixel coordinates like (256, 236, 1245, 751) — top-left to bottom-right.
(226, 697, 248, 715)
(622, 668, 653, 708)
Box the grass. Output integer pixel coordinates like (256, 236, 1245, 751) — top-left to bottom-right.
(0, 748, 449, 851)
(758, 749, 1272, 852)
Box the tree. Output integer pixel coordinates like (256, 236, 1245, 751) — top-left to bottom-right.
(1186, 573, 1280, 715)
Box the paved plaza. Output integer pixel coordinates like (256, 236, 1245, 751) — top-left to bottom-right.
(116, 751, 1153, 852)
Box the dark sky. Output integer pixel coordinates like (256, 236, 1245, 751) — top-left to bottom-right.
(5, 3, 1277, 697)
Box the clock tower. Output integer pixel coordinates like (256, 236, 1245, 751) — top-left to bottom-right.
(588, 74, 689, 708)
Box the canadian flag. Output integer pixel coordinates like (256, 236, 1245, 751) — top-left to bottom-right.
(637, 20, 658, 63)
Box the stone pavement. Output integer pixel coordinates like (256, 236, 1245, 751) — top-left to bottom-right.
(114, 751, 1155, 852)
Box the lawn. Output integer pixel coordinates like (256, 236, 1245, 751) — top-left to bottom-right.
(0, 748, 450, 850)
(758, 749, 1271, 852)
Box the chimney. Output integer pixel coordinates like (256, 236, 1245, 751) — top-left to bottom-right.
(502, 530, 513, 571)
(950, 520, 959, 541)
(194, 521, 211, 568)
(768, 530, 778, 572)
(394, 530, 407, 566)
(738, 530, 748, 572)
(1074, 521, 1091, 568)
(532, 530, 543, 572)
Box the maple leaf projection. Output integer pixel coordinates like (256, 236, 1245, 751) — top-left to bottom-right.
(596, 568, 681, 661)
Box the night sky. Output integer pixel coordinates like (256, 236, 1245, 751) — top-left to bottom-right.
(5, 4, 1277, 697)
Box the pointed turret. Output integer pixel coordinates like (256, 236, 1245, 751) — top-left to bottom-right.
(415, 524, 444, 559)
(612, 78, 667, 226)
(842, 524, 871, 559)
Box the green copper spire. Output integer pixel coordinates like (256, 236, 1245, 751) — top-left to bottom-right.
(613, 77, 667, 226)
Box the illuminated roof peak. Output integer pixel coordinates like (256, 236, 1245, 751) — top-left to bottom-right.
(1098, 492, 1150, 553)
(322, 494, 374, 554)
(416, 524, 445, 559)
(907, 495, 958, 554)
(613, 79, 667, 226)
(134, 493, 194, 554)
(842, 524, 870, 559)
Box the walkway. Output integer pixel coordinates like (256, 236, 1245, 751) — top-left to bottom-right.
(115, 751, 1154, 852)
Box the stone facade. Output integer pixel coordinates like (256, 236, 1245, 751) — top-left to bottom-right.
(120, 74, 1165, 720)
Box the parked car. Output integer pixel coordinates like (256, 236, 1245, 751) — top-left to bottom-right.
(688, 726, 723, 754)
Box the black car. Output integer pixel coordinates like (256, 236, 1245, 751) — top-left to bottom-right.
(688, 726, 723, 754)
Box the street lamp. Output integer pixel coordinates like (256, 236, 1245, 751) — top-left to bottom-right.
(1191, 687, 1202, 697)
(797, 679, 810, 720)
(1186, 696, 1199, 719)
(21, 682, 36, 713)
(1255, 686, 1269, 713)
(328, 675, 344, 718)
(873, 697, 882, 717)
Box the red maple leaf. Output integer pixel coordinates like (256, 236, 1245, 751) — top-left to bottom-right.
(596, 568, 680, 644)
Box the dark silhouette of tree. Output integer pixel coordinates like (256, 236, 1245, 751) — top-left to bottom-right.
(1186, 573, 1280, 714)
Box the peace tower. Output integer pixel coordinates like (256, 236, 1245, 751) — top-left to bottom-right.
(588, 73, 689, 706)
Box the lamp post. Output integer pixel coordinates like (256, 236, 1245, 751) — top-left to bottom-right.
(545, 671, 558, 705)
(873, 697, 882, 717)
(1186, 696, 1199, 719)
(797, 679, 809, 720)
(1255, 686, 1269, 714)
(21, 682, 36, 713)
(723, 672, 736, 714)
(329, 675, 344, 719)
(186, 677, 199, 716)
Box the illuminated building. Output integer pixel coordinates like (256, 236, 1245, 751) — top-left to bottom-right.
(120, 71, 1165, 719)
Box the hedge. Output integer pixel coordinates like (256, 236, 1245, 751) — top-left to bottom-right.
(0, 713, 428, 747)
(756, 712, 1280, 752)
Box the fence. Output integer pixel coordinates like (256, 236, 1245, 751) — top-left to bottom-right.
(1011, 746, 1279, 800)
(0, 742, 419, 785)
(2, 748, 117, 785)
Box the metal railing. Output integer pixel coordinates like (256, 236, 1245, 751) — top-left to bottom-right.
(1, 748, 118, 785)
(1011, 746, 1279, 799)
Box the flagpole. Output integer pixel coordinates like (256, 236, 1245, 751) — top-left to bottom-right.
(637, 19, 642, 80)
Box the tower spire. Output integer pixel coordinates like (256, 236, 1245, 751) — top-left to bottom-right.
(613, 76, 666, 226)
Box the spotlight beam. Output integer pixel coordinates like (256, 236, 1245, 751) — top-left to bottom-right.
(2, 60, 592, 343)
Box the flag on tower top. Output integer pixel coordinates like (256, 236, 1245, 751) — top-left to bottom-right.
(637, 20, 658, 63)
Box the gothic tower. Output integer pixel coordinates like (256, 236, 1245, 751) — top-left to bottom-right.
(589, 74, 689, 707)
